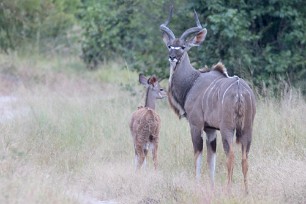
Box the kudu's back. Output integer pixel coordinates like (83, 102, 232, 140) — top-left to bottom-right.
(185, 64, 256, 144)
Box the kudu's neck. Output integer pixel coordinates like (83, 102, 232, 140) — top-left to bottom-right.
(175, 53, 198, 78)
(169, 52, 200, 117)
(145, 89, 156, 110)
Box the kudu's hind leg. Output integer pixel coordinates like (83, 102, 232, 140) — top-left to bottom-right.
(221, 129, 235, 191)
(241, 146, 248, 194)
(190, 125, 203, 180)
(204, 128, 217, 188)
(241, 137, 251, 194)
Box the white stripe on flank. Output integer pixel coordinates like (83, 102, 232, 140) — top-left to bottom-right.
(201, 78, 224, 110)
(222, 80, 239, 104)
(206, 78, 224, 108)
(202, 78, 219, 98)
(241, 83, 253, 115)
(201, 78, 220, 109)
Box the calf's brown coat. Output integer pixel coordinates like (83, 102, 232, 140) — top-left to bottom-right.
(129, 74, 166, 170)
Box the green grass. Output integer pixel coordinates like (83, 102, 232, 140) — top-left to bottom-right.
(0, 53, 306, 203)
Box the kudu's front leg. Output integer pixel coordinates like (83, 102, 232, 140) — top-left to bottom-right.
(190, 125, 203, 180)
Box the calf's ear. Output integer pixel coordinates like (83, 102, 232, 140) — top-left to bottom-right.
(148, 76, 157, 86)
(139, 74, 149, 87)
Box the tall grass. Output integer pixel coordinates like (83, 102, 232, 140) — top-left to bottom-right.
(0, 53, 305, 203)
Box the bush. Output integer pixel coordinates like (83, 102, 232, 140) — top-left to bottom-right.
(0, 0, 80, 53)
(79, 0, 306, 95)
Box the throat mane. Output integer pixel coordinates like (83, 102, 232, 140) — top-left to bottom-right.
(168, 70, 200, 118)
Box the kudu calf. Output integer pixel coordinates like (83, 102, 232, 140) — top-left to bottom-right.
(129, 74, 166, 170)
(160, 7, 256, 193)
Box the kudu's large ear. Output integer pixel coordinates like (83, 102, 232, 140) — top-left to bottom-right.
(139, 74, 149, 87)
(188, 28, 207, 47)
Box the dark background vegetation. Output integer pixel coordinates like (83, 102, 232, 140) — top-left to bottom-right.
(0, 0, 305, 96)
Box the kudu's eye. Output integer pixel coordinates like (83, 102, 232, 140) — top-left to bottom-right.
(181, 46, 186, 50)
(168, 45, 171, 49)
(160, 88, 163, 91)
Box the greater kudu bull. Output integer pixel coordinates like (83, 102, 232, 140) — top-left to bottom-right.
(160, 7, 256, 193)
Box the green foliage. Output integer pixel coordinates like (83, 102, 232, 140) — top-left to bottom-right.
(79, 0, 306, 95)
(79, 0, 164, 73)
(193, 0, 306, 95)
(0, 0, 80, 53)
(79, 0, 196, 74)
(0, 0, 305, 95)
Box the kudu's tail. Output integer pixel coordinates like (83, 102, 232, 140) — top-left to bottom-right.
(235, 84, 245, 144)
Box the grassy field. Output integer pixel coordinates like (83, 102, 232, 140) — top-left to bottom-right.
(0, 53, 306, 204)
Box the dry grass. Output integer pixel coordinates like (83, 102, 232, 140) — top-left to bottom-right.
(0, 53, 306, 204)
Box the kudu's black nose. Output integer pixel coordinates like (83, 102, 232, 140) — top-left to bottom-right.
(169, 56, 176, 61)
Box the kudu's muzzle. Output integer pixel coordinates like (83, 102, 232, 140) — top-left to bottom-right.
(168, 48, 181, 63)
(169, 55, 178, 62)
